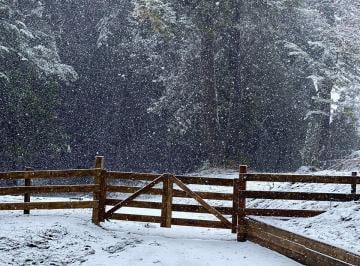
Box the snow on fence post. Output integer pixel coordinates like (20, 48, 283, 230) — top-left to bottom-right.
(24, 167, 32, 215)
(92, 156, 105, 224)
(161, 174, 173, 228)
(351, 172, 357, 195)
(237, 165, 247, 242)
(232, 178, 240, 233)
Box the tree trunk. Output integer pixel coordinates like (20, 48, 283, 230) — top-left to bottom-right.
(301, 77, 332, 166)
(225, 1, 242, 161)
(200, 28, 219, 166)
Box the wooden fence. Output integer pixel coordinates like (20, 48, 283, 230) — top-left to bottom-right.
(0, 158, 102, 223)
(0, 156, 359, 265)
(0, 157, 359, 229)
(235, 166, 359, 241)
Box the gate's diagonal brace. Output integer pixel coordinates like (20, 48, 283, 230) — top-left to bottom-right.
(172, 176, 232, 228)
(105, 174, 166, 219)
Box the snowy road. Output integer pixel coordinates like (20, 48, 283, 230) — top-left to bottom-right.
(0, 209, 299, 266)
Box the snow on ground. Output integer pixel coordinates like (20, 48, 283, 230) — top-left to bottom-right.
(0, 203, 299, 266)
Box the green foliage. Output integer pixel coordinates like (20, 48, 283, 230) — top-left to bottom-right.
(1, 0, 359, 173)
(0, 67, 66, 169)
(329, 107, 359, 159)
(0, 0, 71, 170)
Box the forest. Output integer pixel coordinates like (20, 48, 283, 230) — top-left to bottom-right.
(1, 0, 360, 173)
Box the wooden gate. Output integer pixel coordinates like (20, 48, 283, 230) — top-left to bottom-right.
(104, 174, 232, 229)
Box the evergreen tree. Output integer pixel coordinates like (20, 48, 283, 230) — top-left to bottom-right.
(0, 0, 76, 170)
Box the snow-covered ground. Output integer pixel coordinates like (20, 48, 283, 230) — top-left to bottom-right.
(0, 204, 299, 266)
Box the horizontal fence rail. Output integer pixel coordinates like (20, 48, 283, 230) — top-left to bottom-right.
(242, 191, 360, 201)
(0, 201, 98, 210)
(0, 169, 96, 180)
(107, 185, 233, 200)
(247, 218, 360, 266)
(245, 173, 360, 184)
(106, 171, 234, 186)
(0, 185, 99, 195)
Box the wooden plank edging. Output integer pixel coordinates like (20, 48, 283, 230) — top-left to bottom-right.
(247, 218, 360, 266)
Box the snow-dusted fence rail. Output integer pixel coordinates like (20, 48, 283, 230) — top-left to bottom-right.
(0, 162, 101, 223)
(236, 166, 359, 241)
(246, 218, 360, 266)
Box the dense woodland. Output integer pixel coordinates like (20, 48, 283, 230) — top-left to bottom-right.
(1, 0, 360, 173)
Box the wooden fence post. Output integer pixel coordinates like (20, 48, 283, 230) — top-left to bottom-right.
(351, 172, 357, 196)
(92, 156, 105, 224)
(24, 167, 32, 215)
(161, 174, 173, 228)
(232, 178, 240, 233)
(237, 165, 247, 242)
